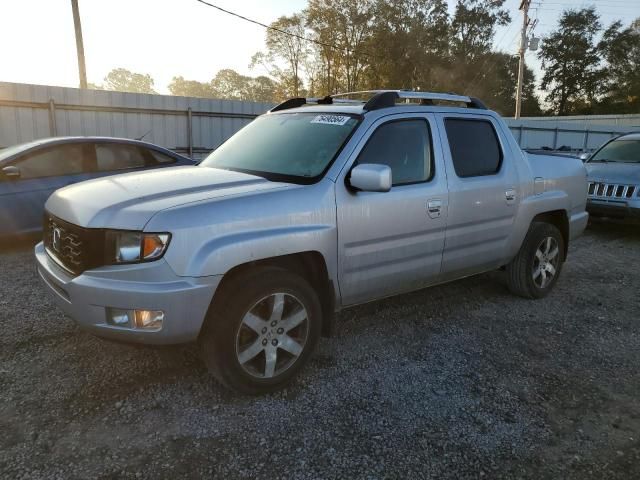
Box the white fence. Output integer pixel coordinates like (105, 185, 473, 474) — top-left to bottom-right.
(1, 82, 636, 157)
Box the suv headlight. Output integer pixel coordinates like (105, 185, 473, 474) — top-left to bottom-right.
(106, 231, 171, 264)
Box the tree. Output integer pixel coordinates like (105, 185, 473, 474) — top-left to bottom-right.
(210, 69, 251, 100)
(470, 52, 541, 116)
(103, 68, 156, 94)
(251, 14, 309, 97)
(597, 18, 640, 113)
(306, 0, 375, 93)
(364, 0, 450, 91)
(305, 1, 341, 93)
(168, 76, 215, 98)
(246, 76, 278, 102)
(450, 0, 510, 62)
(538, 8, 602, 115)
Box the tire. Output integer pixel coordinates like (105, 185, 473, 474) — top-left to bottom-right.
(199, 266, 322, 394)
(506, 221, 565, 299)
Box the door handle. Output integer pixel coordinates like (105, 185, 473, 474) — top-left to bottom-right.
(505, 189, 517, 204)
(427, 199, 442, 219)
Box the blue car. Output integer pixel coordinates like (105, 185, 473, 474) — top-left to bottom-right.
(0, 137, 194, 239)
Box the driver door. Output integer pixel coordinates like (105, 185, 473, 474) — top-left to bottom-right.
(336, 114, 448, 306)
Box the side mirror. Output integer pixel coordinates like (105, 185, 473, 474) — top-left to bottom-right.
(579, 152, 590, 162)
(0, 165, 21, 180)
(349, 164, 392, 192)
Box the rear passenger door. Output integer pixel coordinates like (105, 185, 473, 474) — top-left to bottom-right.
(94, 143, 150, 175)
(336, 114, 448, 305)
(92, 143, 181, 179)
(437, 114, 520, 278)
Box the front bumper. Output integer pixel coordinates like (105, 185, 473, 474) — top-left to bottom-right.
(587, 199, 640, 222)
(35, 242, 221, 345)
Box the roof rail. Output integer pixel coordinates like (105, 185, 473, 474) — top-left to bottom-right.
(269, 90, 487, 113)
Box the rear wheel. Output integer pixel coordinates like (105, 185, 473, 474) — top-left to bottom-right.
(506, 222, 565, 299)
(199, 267, 322, 394)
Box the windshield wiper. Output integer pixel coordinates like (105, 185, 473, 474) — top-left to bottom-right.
(591, 158, 613, 163)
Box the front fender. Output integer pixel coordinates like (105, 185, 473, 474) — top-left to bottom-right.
(186, 224, 337, 278)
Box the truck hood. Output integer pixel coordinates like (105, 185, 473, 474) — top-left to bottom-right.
(585, 162, 640, 184)
(45, 166, 293, 229)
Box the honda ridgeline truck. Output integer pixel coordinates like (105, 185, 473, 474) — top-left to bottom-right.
(35, 90, 588, 393)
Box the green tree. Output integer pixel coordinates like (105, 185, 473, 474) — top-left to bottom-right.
(251, 14, 309, 97)
(103, 68, 156, 94)
(597, 18, 640, 113)
(365, 0, 450, 91)
(538, 8, 602, 115)
(168, 76, 215, 98)
(306, 0, 375, 93)
(210, 69, 251, 100)
(246, 76, 278, 102)
(450, 0, 510, 62)
(470, 52, 541, 116)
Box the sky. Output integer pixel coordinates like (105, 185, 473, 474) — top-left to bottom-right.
(1, 0, 639, 95)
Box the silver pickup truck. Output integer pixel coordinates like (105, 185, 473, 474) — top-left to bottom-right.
(35, 90, 588, 393)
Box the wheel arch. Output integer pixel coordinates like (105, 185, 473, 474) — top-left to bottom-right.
(206, 251, 336, 338)
(531, 209, 570, 258)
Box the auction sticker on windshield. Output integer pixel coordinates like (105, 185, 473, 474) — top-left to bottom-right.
(311, 114, 351, 126)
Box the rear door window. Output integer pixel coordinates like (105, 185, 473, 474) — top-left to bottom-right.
(147, 149, 177, 165)
(96, 144, 148, 172)
(445, 119, 503, 177)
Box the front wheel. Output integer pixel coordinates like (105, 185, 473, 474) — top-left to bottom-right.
(199, 267, 322, 394)
(506, 222, 565, 299)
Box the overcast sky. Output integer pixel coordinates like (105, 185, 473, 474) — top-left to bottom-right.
(1, 0, 638, 94)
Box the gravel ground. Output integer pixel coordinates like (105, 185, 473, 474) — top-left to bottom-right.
(1, 222, 639, 479)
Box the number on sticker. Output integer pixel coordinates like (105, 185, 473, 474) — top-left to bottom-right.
(311, 115, 350, 126)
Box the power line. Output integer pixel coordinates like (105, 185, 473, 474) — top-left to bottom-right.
(464, 24, 521, 94)
(194, 0, 376, 60)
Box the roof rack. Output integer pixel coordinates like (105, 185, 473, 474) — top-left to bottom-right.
(269, 90, 488, 113)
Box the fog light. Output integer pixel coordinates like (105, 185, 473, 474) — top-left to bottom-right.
(107, 308, 163, 330)
(107, 308, 134, 328)
(134, 310, 164, 330)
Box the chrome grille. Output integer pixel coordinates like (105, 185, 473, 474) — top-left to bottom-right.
(588, 182, 636, 199)
(43, 214, 89, 275)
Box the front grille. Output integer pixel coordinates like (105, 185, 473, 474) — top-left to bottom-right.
(588, 182, 636, 199)
(43, 213, 103, 275)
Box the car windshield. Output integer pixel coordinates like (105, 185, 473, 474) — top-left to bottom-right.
(199, 112, 360, 182)
(589, 138, 640, 163)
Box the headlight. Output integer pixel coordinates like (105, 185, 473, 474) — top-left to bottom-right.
(106, 231, 171, 264)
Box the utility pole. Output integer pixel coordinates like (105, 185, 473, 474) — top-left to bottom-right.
(515, 0, 531, 119)
(70, 0, 88, 89)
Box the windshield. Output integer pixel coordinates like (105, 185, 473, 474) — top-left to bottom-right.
(199, 112, 360, 182)
(589, 138, 640, 163)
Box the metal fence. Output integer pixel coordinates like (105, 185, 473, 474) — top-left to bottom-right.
(518, 113, 640, 129)
(504, 118, 631, 152)
(0, 82, 271, 160)
(1, 82, 637, 158)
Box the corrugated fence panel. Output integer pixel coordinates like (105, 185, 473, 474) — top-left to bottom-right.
(2, 81, 637, 157)
(505, 118, 631, 152)
(0, 81, 273, 158)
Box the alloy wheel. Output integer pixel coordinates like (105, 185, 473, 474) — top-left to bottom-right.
(532, 236, 560, 289)
(235, 293, 309, 379)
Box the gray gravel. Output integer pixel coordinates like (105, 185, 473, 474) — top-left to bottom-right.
(1, 222, 639, 479)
